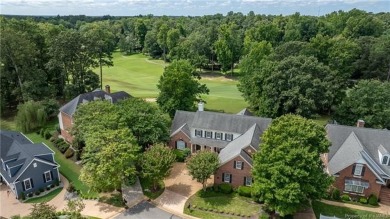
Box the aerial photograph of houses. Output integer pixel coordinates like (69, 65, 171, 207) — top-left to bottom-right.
(0, 0, 389, 218)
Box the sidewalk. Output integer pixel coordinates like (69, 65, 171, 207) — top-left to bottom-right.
(321, 199, 390, 215)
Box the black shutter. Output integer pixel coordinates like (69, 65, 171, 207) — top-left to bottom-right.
(361, 166, 365, 176)
(43, 174, 46, 183)
(222, 173, 225, 182)
(30, 178, 34, 188)
(234, 161, 236, 168)
(50, 171, 54, 181)
(229, 174, 232, 183)
(244, 177, 247, 186)
(241, 162, 244, 170)
(352, 165, 356, 175)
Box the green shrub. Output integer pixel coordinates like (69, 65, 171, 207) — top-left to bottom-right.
(40, 128, 46, 137)
(219, 183, 233, 194)
(213, 184, 220, 192)
(27, 193, 33, 198)
(54, 179, 59, 186)
(332, 188, 341, 200)
(57, 142, 70, 154)
(46, 186, 51, 191)
(44, 129, 52, 139)
(34, 190, 41, 196)
(15, 100, 48, 133)
(39, 188, 45, 193)
(20, 192, 25, 200)
(341, 194, 350, 201)
(64, 148, 75, 158)
(359, 197, 368, 204)
(237, 186, 253, 197)
(368, 194, 378, 206)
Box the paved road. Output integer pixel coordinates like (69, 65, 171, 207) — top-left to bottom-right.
(115, 201, 182, 219)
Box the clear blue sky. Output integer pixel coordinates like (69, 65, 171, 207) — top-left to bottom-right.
(1, 0, 389, 16)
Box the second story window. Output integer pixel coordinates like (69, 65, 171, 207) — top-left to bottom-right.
(225, 133, 233, 141)
(195, 129, 202, 137)
(215, 132, 222, 140)
(382, 155, 390, 166)
(235, 161, 243, 169)
(353, 164, 363, 176)
(205, 131, 212, 138)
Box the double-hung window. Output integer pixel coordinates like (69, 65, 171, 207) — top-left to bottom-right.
(235, 161, 243, 169)
(44, 171, 52, 182)
(344, 179, 368, 194)
(215, 132, 222, 140)
(223, 173, 231, 183)
(195, 129, 202, 137)
(24, 178, 32, 190)
(354, 164, 363, 176)
(225, 133, 233, 141)
(205, 131, 212, 138)
(245, 177, 252, 186)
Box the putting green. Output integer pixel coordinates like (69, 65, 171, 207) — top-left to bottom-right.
(97, 52, 248, 113)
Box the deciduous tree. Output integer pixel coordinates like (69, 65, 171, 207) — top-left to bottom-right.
(141, 144, 176, 190)
(156, 60, 209, 117)
(29, 202, 56, 219)
(252, 114, 332, 217)
(187, 150, 219, 191)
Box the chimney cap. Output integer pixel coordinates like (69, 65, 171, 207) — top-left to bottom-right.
(198, 101, 204, 111)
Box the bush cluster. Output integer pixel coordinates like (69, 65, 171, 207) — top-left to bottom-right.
(173, 148, 191, 162)
(218, 183, 233, 194)
(368, 194, 378, 206)
(189, 203, 251, 217)
(332, 188, 341, 200)
(54, 138, 70, 153)
(237, 186, 253, 197)
(64, 148, 75, 158)
(341, 194, 350, 201)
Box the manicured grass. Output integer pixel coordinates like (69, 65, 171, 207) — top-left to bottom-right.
(139, 177, 164, 199)
(24, 187, 63, 203)
(313, 115, 332, 126)
(97, 52, 248, 113)
(0, 115, 17, 130)
(184, 190, 260, 218)
(312, 201, 388, 219)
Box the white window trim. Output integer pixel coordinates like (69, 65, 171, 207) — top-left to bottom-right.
(354, 164, 363, 176)
(235, 161, 243, 169)
(345, 184, 364, 194)
(44, 171, 52, 182)
(224, 173, 231, 183)
(24, 178, 32, 190)
(383, 155, 390, 165)
(245, 177, 252, 186)
(226, 133, 233, 141)
(215, 132, 222, 140)
(195, 129, 202, 137)
(205, 131, 212, 139)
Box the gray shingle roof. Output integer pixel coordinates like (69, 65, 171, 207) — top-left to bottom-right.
(0, 130, 58, 183)
(60, 90, 131, 116)
(171, 110, 271, 166)
(218, 124, 258, 165)
(236, 108, 253, 116)
(326, 124, 390, 178)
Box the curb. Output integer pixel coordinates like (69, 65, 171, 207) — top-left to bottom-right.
(150, 199, 200, 219)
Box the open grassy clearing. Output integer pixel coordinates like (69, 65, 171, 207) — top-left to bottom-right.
(97, 52, 248, 113)
(312, 201, 388, 219)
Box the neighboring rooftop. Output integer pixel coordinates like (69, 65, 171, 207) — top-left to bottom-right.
(59, 88, 131, 116)
(0, 130, 57, 182)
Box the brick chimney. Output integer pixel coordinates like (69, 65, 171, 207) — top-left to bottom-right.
(105, 85, 111, 94)
(198, 101, 204, 111)
(357, 119, 365, 128)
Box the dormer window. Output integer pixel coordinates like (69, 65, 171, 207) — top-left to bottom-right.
(215, 132, 222, 140)
(382, 155, 390, 166)
(225, 133, 233, 141)
(205, 131, 212, 138)
(195, 129, 202, 137)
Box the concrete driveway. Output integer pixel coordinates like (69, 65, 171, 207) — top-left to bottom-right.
(115, 201, 181, 219)
(154, 162, 213, 215)
(0, 175, 123, 219)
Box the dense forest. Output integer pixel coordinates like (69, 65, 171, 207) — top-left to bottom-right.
(1, 9, 390, 128)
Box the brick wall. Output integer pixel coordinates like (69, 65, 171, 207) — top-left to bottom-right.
(60, 112, 74, 143)
(169, 131, 191, 150)
(214, 156, 252, 188)
(333, 163, 382, 197)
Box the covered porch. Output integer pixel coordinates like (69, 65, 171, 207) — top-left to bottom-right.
(190, 144, 221, 154)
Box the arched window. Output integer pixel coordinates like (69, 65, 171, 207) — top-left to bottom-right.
(382, 155, 389, 165)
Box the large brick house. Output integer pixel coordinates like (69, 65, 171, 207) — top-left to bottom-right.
(324, 121, 390, 204)
(169, 103, 271, 187)
(58, 85, 131, 142)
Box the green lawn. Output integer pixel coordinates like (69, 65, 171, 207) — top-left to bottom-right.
(184, 191, 260, 218)
(312, 201, 389, 219)
(98, 52, 248, 113)
(25, 187, 63, 203)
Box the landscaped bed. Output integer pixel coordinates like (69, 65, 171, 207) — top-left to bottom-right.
(312, 201, 388, 219)
(184, 188, 260, 219)
(24, 187, 63, 203)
